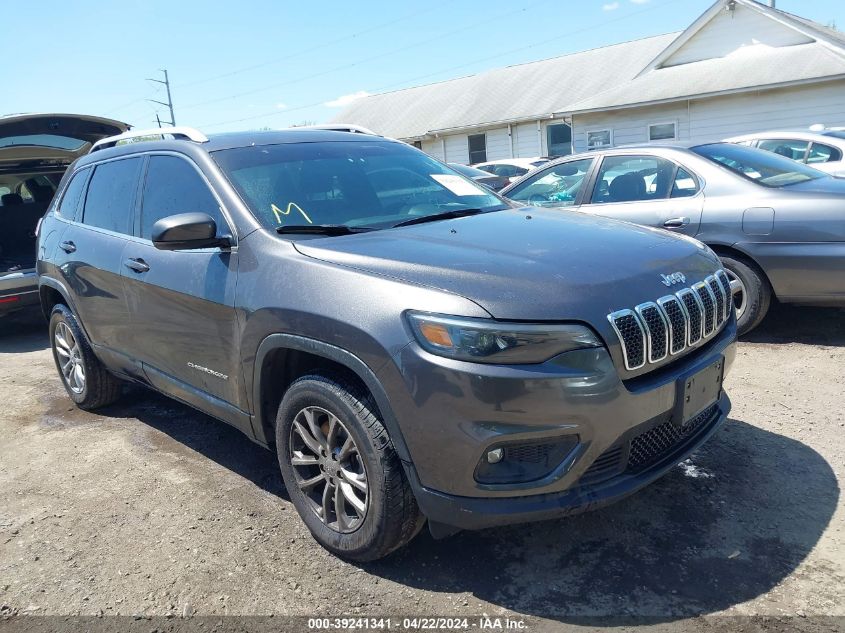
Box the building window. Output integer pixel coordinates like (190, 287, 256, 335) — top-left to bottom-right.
(648, 121, 677, 141)
(468, 133, 487, 164)
(586, 129, 612, 151)
(411, 140, 423, 149)
(546, 123, 572, 157)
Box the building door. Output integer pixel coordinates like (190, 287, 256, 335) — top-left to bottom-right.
(546, 123, 572, 157)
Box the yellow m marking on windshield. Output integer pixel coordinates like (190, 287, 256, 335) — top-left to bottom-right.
(271, 202, 313, 225)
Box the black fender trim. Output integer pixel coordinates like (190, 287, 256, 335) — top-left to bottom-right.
(38, 276, 78, 320)
(251, 334, 412, 462)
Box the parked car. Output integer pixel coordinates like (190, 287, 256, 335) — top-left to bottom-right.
(447, 162, 509, 191)
(726, 126, 845, 177)
(501, 142, 845, 335)
(473, 157, 549, 183)
(39, 127, 736, 560)
(0, 113, 128, 319)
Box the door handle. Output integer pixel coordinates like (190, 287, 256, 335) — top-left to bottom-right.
(123, 257, 150, 273)
(663, 217, 690, 228)
(59, 240, 76, 253)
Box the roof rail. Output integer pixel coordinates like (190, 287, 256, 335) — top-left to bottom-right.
(295, 124, 379, 136)
(91, 126, 209, 152)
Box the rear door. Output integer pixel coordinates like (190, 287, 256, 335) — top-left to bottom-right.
(121, 153, 242, 408)
(53, 157, 140, 352)
(577, 153, 705, 237)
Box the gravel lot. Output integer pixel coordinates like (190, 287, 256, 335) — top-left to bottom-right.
(1, 304, 843, 630)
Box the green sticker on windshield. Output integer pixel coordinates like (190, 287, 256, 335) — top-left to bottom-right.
(272, 202, 312, 225)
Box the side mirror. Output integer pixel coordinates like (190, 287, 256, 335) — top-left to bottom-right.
(151, 213, 230, 251)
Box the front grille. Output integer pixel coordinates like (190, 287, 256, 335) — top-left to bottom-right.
(627, 404, 717, 472)
(608, 270, 731, 371)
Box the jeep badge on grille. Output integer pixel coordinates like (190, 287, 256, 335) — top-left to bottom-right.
(660, 272, 686, 287)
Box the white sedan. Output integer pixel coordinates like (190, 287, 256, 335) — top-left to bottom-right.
(726, 126, 845, 177)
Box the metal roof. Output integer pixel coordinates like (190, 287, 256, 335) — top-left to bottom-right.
(331, 34, 677, 140)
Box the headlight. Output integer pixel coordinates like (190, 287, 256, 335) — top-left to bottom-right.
(406, 311, 601, 364)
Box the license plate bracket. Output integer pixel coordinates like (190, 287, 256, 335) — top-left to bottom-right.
(674, 357, 724, 427)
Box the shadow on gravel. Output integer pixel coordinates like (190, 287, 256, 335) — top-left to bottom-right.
(745, 304, 845, 346)
(97, 387, 287, 500)
(0, 312, 48, 353)
(361, 418, 838, 621)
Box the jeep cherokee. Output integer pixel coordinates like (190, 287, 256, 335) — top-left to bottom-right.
(37, 127, 737, 560)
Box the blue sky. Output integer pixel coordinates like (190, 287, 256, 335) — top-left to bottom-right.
(3, 0, 842, 132)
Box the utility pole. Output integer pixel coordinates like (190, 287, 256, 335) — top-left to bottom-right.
(146, 69, 176, 126)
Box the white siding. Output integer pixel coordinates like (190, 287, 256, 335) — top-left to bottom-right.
(422, 138, 444, 161)
(663, 3, 812, 67)
(513, 122, 542, 158)
(573, 103, 690, 152)
(443, 134, 469, 164)
(572, 80, 845, 151)
(485, 128, 511, 161)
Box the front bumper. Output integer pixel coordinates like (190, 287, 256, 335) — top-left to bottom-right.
(0, 270, 39, 317)
(381, 315, 736, 527)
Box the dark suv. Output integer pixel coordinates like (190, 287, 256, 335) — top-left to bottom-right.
(37, 127, 737, 560)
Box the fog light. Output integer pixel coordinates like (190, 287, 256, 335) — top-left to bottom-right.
(475, 436, 579, 485)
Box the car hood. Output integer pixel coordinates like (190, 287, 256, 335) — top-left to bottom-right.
(0, 113, 129, 168)
(294, 208, 721, 323)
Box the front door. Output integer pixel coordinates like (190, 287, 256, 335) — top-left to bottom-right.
(120, 154, 242, 408)
(578, 154, 705, 237)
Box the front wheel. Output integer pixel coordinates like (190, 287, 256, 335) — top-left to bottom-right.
(719, 255, 771, 336)
(276, 374, 424, 561)
(49, 305, 123, 409)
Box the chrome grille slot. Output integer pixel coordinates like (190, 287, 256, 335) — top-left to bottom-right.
(608, 270, 731, 372)
(636, 302, 668, 363)
(657, 295, 687, 355)
(693, 282, 716, 337)
(608, 309, 646, 370)
(707, 276, 726, 326)
(716, 270, 733, 316)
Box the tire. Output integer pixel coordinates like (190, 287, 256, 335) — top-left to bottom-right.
(719, 255, 771, 336)
(48, 305, 123, 410)
(276, 373, 424, 561)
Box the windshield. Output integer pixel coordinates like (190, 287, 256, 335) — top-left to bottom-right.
(692, 142, 825, 187)
(213, 140, 505, 231)
(0, 134, 88, 150)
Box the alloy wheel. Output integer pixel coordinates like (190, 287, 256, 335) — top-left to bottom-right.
(54, 322, 86, 394)
(289, 406, 369, 533)
(724, 269, 747, 321)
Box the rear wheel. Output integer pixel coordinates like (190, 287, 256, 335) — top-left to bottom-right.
(49, 305, 122, 409)
(719, 255, 771, 336)
(276, 374, 423, 561)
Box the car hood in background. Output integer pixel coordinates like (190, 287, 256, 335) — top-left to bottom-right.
(294, 208, 721, 322)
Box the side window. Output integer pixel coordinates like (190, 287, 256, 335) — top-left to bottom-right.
(505, 158, 593, 207)
(807, 143, 841, 164)
(757, 139, 809, 162)
(57, 168, 90, 219)
(140, 155, 224, 239)
(82, 158, 142, 234)
(590, 155, 675, 204)
(671, 168, 699, 198)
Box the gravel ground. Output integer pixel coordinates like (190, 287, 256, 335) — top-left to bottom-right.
(0, 304, 843, 631)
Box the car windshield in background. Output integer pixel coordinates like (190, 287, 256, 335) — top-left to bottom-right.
(0, 134, 88, 150)
(212, 141, 505, 232)
(692, 142, 825, 187)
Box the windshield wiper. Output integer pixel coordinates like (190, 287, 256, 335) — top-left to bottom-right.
(392, 207, 505, 228)
(276, 224, 375, 236)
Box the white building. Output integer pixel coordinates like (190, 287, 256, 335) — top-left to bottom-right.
(333, 0, 845, 163)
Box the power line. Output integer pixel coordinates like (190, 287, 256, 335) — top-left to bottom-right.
(174, 0, 452, 90)
(197, 0, 680, 131)
(179, 0, 557, 112)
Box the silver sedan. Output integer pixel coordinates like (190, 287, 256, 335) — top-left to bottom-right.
(500, 142, 845, 334)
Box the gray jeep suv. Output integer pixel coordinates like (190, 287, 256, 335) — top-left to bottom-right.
(37, 127, 737, 560)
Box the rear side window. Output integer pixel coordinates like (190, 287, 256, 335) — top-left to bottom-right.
(82, 158, 142, 234)
(807, 143, 842, 164)
(671, 168, 699, 198)
(57, 168, 90, 219)
(140, 156, 223, 239)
